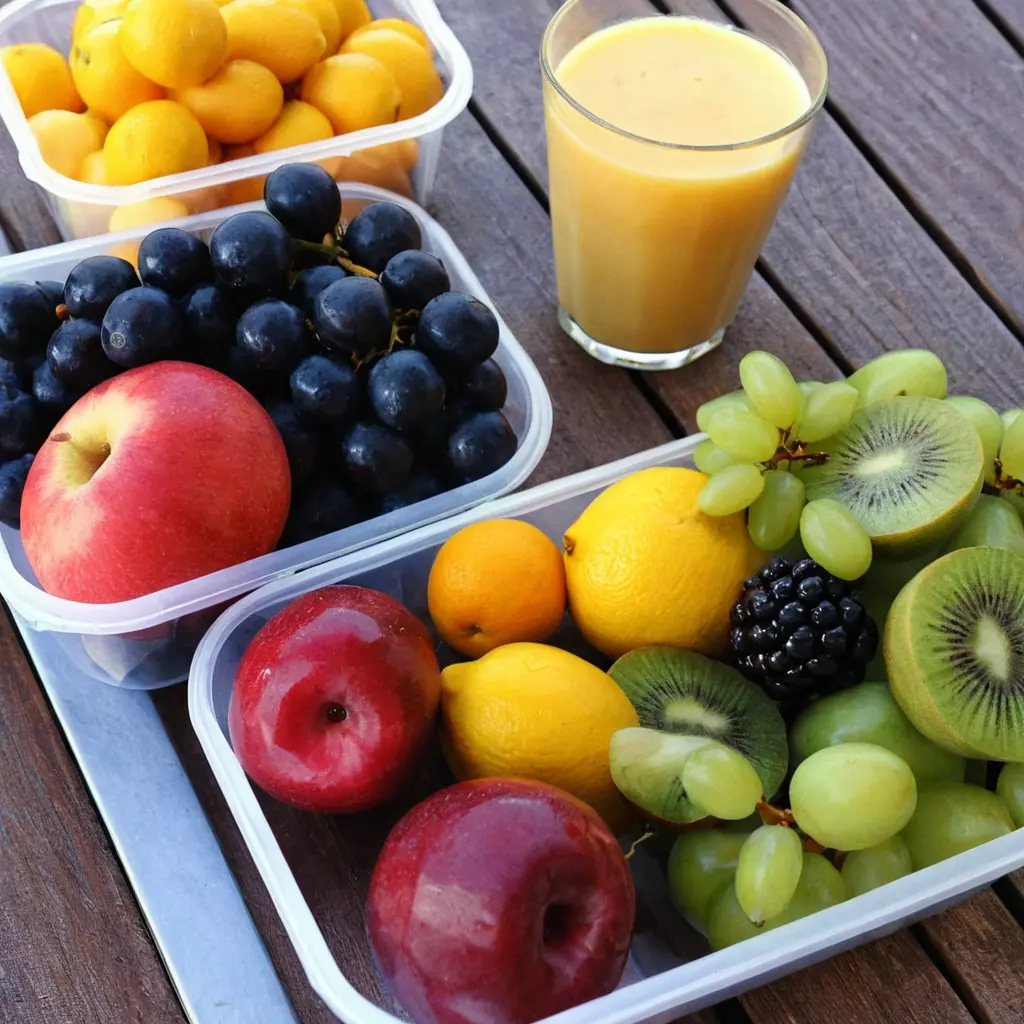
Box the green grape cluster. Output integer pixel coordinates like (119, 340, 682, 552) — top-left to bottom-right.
(693, 347, 1024, 581)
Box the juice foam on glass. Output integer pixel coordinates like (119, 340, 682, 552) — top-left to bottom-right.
(542, 0, 827, 369)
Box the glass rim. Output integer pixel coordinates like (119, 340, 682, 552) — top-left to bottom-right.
(540, 0, 829, 153)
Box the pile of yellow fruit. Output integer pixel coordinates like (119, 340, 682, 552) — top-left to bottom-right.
(2, 0, 441, 231)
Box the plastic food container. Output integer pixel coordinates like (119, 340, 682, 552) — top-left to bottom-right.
(0, 183, 551, 689)
(189, 435, 1024, 1024)
(0, 0, 473, 239)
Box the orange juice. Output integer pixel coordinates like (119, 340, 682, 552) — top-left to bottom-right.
(543, 13, 821, 364)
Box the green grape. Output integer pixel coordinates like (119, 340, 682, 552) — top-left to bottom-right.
(997, 763, 1024, 829)
(735, 824, 803, 925)
(790, 682, 966, 787)
(747, 470, 805, 551)
(944, 494, 1024, 557)
(739, 350, 801, 430)
(706, 407, 781, 463)
(707, 852, 846, 950)
(667, 830, 747, 928)
(799, 498, 873, 581)
(946, 396, 1003, 486)
(999, 413, 1024, 480)
(698, 463, 765, 517)
(840, 835, 912, 897)
(696, 391, 750, 434)
(693, 439, 734, 476)
(846, 350, 948, 408)
(901, 782, 1014, 868)
(791, 381, 859, 445)
(683, 744, 763, 820)
(789, 742, 917, 851)
(798, 381, 824, 400)
(1002, 409, 1023, 432)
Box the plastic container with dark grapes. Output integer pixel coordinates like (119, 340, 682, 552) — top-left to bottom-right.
(0, 184, 552, 688)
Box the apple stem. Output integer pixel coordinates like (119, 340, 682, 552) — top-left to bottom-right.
(624, 831, 656, 861)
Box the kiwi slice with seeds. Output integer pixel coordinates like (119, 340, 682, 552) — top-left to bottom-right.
(803, 396, 984, 554)
(885, 546, 1024, 761)
(608, 647, 788, 819)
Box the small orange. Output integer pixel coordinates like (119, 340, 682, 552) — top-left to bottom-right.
(252, 99, 332, 153)
(300, 53, 399, 135)
(171, 60, 283, 144)
(347, 17, 431, 54)
(2, 44, 83, 118)
(427, 519, 567, 658)
(332, 0, 371, 40)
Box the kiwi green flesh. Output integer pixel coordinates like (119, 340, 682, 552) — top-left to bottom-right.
(803, 396, 984, 553)
(609, 728, 713, 824)
(608, 647, 788, 801)
(885, 546, 1024, 761)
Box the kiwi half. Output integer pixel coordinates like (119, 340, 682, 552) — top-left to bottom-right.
(885, 546, 1024, 761)
(803, 396, 984, 554)
(608, 647, 788, 809)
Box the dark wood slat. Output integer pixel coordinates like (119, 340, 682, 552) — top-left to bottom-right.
(740, 930, 974, 1024)
(787, 0, 1024, 334)
(980, 0, 1024, 43)
(0, 607, 184, 1024)
(917, 889, 1024, 1024)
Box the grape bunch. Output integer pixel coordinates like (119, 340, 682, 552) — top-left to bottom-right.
(0, 162, 519, 542)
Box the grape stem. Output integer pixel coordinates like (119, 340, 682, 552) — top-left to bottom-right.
(291, 239, 378, 279)
(992, 460, 1024, 495)
(765, 440, 830, 470)
(757, 799, 795, 827)
(624, 831, 656, 861)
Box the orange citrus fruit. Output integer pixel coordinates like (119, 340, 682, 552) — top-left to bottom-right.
(252, 99, 332, 153)
(109, 196, 190, 232)
(78, 149, 108, 184)
(428, 519, 568, 658)
(206, 136, 223, 164)
(70, 19, 164, 124)
(332, 0, 371, 40)
(104, 100, 208, 184)
(340, 27, 444, 119)
(300, 53, 399, 134)
(119, 0, 228, 89)
(28, 109, 106, 178)
(171, 60, 283, 144)
(283, 0, 340, 55)
(72, 0, 129, 44)
(223, 0, 325, 82)
(348, 17, 430, 54)
(2, 44, 83, 118)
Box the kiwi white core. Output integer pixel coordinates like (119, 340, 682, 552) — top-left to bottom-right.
(974, 616, 1012, 681)
(665, 697, 730, 733)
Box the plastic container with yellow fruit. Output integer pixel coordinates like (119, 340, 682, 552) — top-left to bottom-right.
(0, 0, 471, 240)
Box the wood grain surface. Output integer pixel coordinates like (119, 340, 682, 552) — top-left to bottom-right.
(787, 0, 1024, 334)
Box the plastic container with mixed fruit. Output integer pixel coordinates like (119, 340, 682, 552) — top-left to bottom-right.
(213, 345, 1024, 1023)
(0, 162, 525, 611)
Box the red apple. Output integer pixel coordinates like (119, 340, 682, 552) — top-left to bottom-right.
(367, 778, 635, 1024)
(229, 586, 441, 813)
(21, 361, 290, 603)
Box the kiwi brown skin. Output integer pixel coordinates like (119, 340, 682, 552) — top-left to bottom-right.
(804, 396, 985, 556)
(608, 646, 788, 803)
(885, 546, 1024, 761)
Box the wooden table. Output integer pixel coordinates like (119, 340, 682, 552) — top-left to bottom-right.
(2, 0, 1024, 1021)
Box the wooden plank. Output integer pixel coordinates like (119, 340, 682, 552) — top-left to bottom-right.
(917, 889, 1024, 1024)
(981, 0, 1024, 44)
(786, 0, 1024, 333)
(740, 929, 975, 1024)
(0, 608, 184, 1024)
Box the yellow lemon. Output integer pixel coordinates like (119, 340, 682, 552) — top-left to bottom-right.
(300, 53, 399, 135)
(252, 99, 332, 153)
(72, 0, 129, 45)
(223, 0, 325, 83)
(119, 0, 228, 89)
(332, 0, 371, 40)
(440, 643, 639, 831)
(283, 0, 340, 55)
(104, 100, 208, 184)
(78, 149, 108, 184)
(348, 17, 431, 54)
(563, 467, 761, 659)
(70, 20, 164, 124)
(2, 44, 83, 118)
(28, 109, 106, 178)
(171, 60, 283, 144)
(340, 28, 444, 119)
(109, 196, 190, 232)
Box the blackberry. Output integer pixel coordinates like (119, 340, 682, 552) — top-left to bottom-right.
(730, 556, 878, 704)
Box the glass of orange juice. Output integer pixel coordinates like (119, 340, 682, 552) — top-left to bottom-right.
(542, 0, 827, 369)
